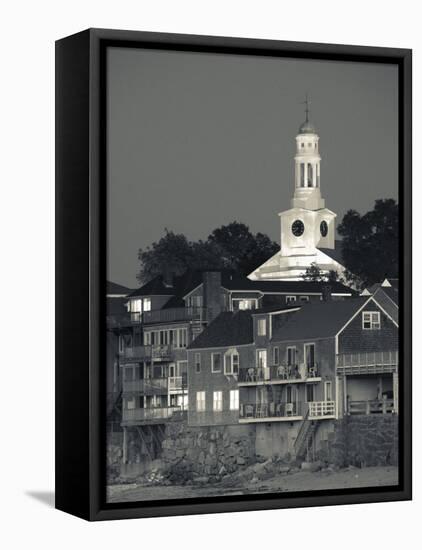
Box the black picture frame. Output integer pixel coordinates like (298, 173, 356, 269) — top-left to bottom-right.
(55, 28, 412, 521)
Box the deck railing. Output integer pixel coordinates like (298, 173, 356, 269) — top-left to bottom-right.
(239, 401, 304, 419)
(308, 400, 336, 418)
(107, 306, 208, 327)
(120, 344, 173, 361)
(348, 399, 395, 415)
(336, 351, 398, 375)
(238, 363, 320, 384)
(122, 378, 168, 393)
(122, 406, 181, 423)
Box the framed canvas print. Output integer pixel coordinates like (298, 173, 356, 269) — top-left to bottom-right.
(55, 28, 412, 521)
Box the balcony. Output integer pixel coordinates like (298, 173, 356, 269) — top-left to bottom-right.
(120, 344, 173, 362)
(347, 399, 395, 415)
(122, 406, 182, 425)
(122, 378, 168, 394)
(308, 400, 336, 419)
(238, 364, 321, 386)
(143, 307, 208, 325)
(168, 376, 187, 392)
(107, 307, 208, 328)
(239, 401, 305, 423)
(336, 351, 398, 375)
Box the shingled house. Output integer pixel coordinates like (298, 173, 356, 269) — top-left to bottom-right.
(187, 293, 399, 461)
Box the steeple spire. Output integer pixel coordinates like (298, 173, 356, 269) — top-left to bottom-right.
(302, 92, 310, 123)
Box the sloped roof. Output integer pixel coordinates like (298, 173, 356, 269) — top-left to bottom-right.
(128, 271, 204, 298)
(188, 311, 254, 349)
(271, 297, 369, 341)
(221, 274, 353, 295)
(318, 240, 344, 265)
(106, 281, 133, 296)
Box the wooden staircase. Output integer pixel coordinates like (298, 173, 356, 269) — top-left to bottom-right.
(294, 410, 319, 461)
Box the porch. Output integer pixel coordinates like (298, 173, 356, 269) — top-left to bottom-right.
(238, 363, 321, 386)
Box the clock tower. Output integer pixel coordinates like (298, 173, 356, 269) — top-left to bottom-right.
(248, 98, 345, 281)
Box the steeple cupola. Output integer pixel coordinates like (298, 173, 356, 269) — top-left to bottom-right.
(292, 95, 324, 211)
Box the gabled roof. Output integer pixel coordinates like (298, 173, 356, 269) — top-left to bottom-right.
(188, 311, 254, 349)
(271, 297, 370, 341)
(106, 281, 133, 296)
(128, 271, 204, 298)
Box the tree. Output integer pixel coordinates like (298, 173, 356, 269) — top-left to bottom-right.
(302, 262, 325, 282)
(337, 199, 398, 288)
(207, 221, 279, 275)
(137, 230, 222, 284)
(137, 222, 279, 283)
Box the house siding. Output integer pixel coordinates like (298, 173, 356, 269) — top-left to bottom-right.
(338, 304, 398, 354)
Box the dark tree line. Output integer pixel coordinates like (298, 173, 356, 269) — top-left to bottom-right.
(137, 199, 399, 289)
(137, 222, 279, 284)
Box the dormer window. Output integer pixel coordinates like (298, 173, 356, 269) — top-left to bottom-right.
(362, 311, 381, 330)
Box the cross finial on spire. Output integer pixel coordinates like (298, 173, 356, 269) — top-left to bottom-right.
(301, 93, 311, 122)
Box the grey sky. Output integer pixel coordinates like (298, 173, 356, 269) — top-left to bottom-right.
(107, 47, 398, 288)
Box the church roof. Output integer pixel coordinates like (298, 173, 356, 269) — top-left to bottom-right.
(318, 241, 344, 264)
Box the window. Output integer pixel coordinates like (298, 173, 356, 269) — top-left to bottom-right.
(273, 346, 280, 366)
(176, 328, 188, 348)
(304, 343, 315, 367)
(143, 298, 151, 311)
(286, 346, 297, 367)
(211, 353, 222, 373)
(124, 366, 135, 382)
(224, 353, 239, 375)
(130, 299, 142, 313)
(299, 296, 309, 303)
(324, 381, 333, 401)
(257, 349, 268, 369)
(232, 298, 257, 311)
(306, 384, 315, 402)
(126, 397, 136, 410)
(257, 318, 267, 336)
(362, 311, 381, 330)
(213, 391, 223, 412)
(286, 296, 296, 304)
(196, 391, 205, 412)
(230, 390, 239, 411)
(195, 352, 201, 373)
(301, 143, 304, 148)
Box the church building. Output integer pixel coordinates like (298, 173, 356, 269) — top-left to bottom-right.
(248, 103, 346, 281)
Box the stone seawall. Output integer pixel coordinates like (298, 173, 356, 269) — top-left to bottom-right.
(325, 415, 398, 467)
(161, 421, 256, 483)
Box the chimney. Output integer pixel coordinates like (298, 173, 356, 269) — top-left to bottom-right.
(321, 284, 332, 302)
(163, 268, 174, 288)
(203, 271, 222, 322)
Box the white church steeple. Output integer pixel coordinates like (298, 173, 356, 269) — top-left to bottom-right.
(292, 96, 324, 211)
(247, 97, 347, 282)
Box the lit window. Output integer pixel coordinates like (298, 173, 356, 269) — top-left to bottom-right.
(196, 391, 206, 411)
(213, 391, 223, 412)
(195, 352, 201, 373)
(257, 350, 267, 369)
(257, 318, 267, 336)
(131, 299, 142, 313)
(362, 311, 381, 330)
(230, 390, 239, 411)
(211, 353, 221, 373)
(143, 298, 151, 311)
(273, 347, 280, 365)
(224, 353, 239, 375)
(286, 296, 296, 304)
(233, 299, 257, 310)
